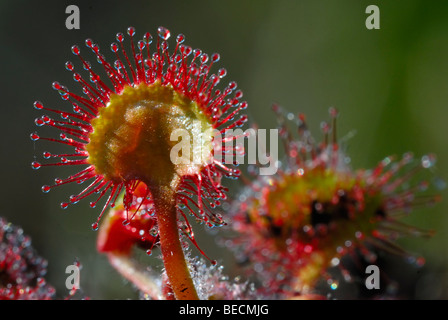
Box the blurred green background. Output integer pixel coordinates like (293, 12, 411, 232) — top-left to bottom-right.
(1, 0, 448, 299)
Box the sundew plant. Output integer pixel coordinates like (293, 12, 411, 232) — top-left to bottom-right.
(1, 1, 447, 302)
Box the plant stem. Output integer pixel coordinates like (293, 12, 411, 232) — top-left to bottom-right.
(107, 252, 162, 299)
(152, 183, 199, 300)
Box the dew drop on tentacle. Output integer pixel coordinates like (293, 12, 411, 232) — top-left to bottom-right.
(433, 177, 446, 191)
(218, 68, 227, 78)
(421, 154, 436, 169)
(415, 256, 426, 267)
(31, 161, 41, 170)
(116, 32, 124, 43)
(127, 26, 136, 37)
(406, 254, 425, 267)
(33, 101, 44, 110)
(71, 45, 80, 56)
(30, 133, 40, 141)
(110, 43, 119, 53)
(65, 61, 75, 71)
(137, 40, 146, 51)
(157, 26, 171, 41)
(211, 53, 220, 63)
(149, 226, 158, 237)
(401, 152, 414, 165)
(67, 195, 78, 204)
(143, 32, 153, 45)
(328, 279, 339, 291)
(176, 33, 185, 44)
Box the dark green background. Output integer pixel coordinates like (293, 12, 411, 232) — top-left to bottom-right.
(1, 0, 448, 299)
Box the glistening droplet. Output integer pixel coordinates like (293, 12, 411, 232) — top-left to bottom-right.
(31, 161, 41, 170)
(157, 27, 171, 41)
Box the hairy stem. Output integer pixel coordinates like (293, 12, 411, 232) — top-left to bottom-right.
(152, 183, 199, 300)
